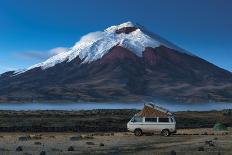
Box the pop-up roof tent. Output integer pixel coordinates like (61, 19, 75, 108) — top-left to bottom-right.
(136, 103, 173, 117)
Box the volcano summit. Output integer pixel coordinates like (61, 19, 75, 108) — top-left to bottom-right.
(0, 22, 232, 103)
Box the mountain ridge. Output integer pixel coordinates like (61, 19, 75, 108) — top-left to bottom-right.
(17, 21, 194, 73)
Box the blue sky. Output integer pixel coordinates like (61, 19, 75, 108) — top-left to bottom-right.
(0, 0, 231, 73)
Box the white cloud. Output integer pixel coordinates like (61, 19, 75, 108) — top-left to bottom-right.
(78, 31, 103, 43)
(16, 51, 49, 60)
(49, 47, 69, 56)
(16, 47, 70, 60)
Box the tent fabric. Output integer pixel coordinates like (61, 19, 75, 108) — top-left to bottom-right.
(137, 105, 172, 117)
(213, 123, 228, 131)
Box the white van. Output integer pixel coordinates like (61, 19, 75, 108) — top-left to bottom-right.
(127, 115, 176, 136)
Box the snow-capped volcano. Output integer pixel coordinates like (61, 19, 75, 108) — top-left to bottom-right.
(28, 21, 192, 70)
(1, 22, 232, 103)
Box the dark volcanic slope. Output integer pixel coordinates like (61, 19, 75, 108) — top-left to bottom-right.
(0, 45, 232, 103)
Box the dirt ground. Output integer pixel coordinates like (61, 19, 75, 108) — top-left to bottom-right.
(0, 128, 231, 155)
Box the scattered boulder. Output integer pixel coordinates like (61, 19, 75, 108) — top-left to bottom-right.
(198, 146, 204, 151)
(18, 136, 31, 141)
(170, 150, 176, 155)
(81, 135, 94, 139)
(16, 146, 23, 151)
(86, 142, 95, 145)
(39, 151, 46, 155)
(68, 146, 75, 151)
(205, 140, 215, 147)
(99, 143, 104, 147)
(70, 135, 81, 141)
(30, 134, 42, 140)
(34, 142, 42, 145)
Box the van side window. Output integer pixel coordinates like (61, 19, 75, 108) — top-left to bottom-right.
(133, 116, 143, 122)
(158, 117, 169, 123)
(145, 118, 157, 122)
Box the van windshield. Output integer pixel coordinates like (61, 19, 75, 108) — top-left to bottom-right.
(132, 116, 143, 122)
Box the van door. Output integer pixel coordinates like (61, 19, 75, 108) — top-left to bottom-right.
(157, 117, 172, 131)
(130, 116, 144, 131)
(144, 117, 159, 133)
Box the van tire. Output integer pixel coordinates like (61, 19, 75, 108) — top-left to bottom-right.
(134, 129, 142, 136)
(161, 129, 170, 137)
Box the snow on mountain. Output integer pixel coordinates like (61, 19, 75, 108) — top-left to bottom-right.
(27, 21, 193, 71)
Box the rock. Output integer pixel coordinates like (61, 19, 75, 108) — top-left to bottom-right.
(16, 146, 23, 151)
(99, 143, 104, 147)
(68, 146, 75, 151)
(198, 146, 204, 151)
(86, 142, 95, 145)
(30, 134, 42, 140)
(34, 142, 42, 145)
(18, 136, 31, 141)
(170, 150, 176, 155)
(39, 151, 46, 155)
(70, 136, 81, 141)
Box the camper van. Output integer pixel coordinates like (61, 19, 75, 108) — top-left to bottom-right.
(127, 104, 176, 136)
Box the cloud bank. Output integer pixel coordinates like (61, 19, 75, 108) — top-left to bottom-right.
(78, 31, 104, 44)
(16, 47, 70, 61)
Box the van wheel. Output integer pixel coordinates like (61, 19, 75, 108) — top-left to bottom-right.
(134, 129, 142, 136)
(161, 129, 170, 137)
